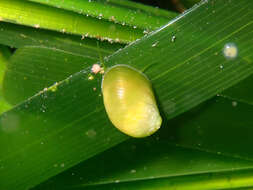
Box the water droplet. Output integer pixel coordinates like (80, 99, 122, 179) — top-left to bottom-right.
(110, 16, 115, 21)
(88, 75, 94, 80)
(223, 43, 238, 59)
(48, 82, 58, 92)
(130, 169, 136, 173)
(20, 33, 27, 38)
(152, 41, 159, 47)
(220, 65, 224, 69)
(34, 24, 40, 28)
(143, 30, 149, 34)
(171, 35, 176, 42)
(86, 129, 97, 138)
(232, 101, 238, 107)
(115, 180, 120, 183)
(1, 114, 20, 133)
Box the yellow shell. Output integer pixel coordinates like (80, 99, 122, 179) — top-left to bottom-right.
(102, 65, 162, 138)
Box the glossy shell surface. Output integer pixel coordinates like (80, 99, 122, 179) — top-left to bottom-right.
(102, 65, 162, 138)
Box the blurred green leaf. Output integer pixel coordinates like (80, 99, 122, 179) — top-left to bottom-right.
(0, 45, 11, 113)
(26, 0, 177, 31)
(221, 75, 253, 105)
(181, 0, 201, 8)
(0, 20, 125, 78)
(0, 45, 10, 84)
(105, 0, 176, 19)
(1, 0, 253, 190)
(0, 22, 124, 55)
(64, 169, 253, 190)
(3, 46, 103, 105)
(0, 0, 143, 43)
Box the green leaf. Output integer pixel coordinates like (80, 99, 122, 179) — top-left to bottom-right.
(0, 0, 143, 43)
(181, 0, 201, 8)
(3, 46, 103, 105)
(105, 0, 176, 19)
(61, 169, 253, 190)
(26, 0, 177, 31)
(0, 70, 128, 190)
(33, 96, 253, 190)
(163, 96, 253, 160)
(221, 75, 253, 105)
(34, 124, 253, 189)
(0, 45, 10, 85)
(1, 0, 253, 190)
(0, 22, 124, 57)
(104, 0, 253, 120)
(0, 45, 11, 113)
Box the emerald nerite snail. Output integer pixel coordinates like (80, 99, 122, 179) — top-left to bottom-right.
(102, 65, 162, 138)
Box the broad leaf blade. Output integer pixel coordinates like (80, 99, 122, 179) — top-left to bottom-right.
(33, 96, 253, 190)
(104, 0, 253, 119)
(0, 71, 128, 189)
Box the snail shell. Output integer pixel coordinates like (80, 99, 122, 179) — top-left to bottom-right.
(102, 65, 162, 138)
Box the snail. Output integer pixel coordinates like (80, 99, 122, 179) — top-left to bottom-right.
(102, 64, 162, 138)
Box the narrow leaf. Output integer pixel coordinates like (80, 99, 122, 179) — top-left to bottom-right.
(26, 0, 177, 30)
(0, 0, 143, 43)
(0, 45, 11, 113)
(0, 22, 124, 57)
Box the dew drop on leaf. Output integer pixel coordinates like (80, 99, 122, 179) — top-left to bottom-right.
(86, 129, 97, 138)
(171, 35, 176, 42)
(152, 41, 159, 47)
(130, 169, 136, 173)
(232, 101, 238, 107)
(223, 43, 238, 59)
